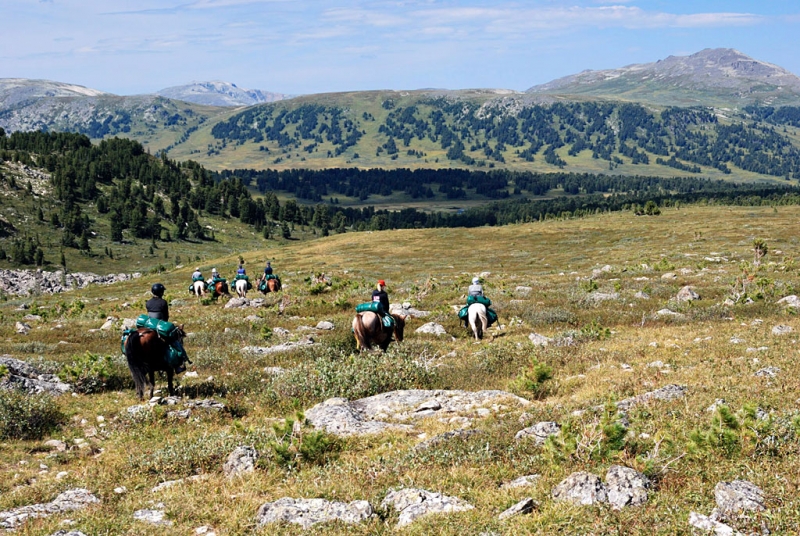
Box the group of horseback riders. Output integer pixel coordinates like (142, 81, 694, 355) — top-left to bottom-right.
(189, 261, 281, 297)
(135, 268, 497, 380)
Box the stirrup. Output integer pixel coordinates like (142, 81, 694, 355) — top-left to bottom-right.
(174, 365, 186, 374)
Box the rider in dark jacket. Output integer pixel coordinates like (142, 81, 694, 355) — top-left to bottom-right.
(146, 283, 169, 321)
(372, 279, 390, 314)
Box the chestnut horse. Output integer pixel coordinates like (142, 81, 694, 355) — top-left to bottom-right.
(124, 326, 186, 400)
(209, 280, 230, 298)
(352, 312, 407, 351)
(259, 278, 281, 293)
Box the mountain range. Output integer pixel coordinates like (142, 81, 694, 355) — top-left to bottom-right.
(155, 81, 291, 107)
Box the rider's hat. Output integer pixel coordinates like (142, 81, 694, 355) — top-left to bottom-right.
(472, 277, 480, 284)
(211, 267, 218, 273)
(151, 283, 166, 296)
(195, 267, 201, 271)
(378, 279, 386, 286)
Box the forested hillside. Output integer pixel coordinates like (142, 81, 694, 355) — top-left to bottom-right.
(198, 98, 800, 179)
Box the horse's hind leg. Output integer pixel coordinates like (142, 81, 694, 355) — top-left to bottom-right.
(147, 371, 155, 399)
(167, 370, 175, 397)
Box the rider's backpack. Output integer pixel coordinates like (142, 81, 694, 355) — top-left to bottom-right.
(135, 314, 179, 340)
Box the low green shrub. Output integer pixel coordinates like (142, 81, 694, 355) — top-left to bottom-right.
(59, 352, 115, 393)
(270, 413, 340, 470)
(0, 390, 65, 440)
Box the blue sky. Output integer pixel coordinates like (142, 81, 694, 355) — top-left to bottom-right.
(3, 0, 799, 95)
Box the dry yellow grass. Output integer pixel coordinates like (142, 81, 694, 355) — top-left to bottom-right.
(1, 205, 799, 534)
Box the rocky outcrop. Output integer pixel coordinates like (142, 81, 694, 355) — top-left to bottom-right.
(713, 480, 765, 521)
(552, 472, 608, 506)
(0, 489, 99, 529)
(515, 421, 560, 444)
(0, 355, 72, 395)
(0, 269, 140, 296)
(305, 390, 529, 437)
(223, 446, 258, 477)
(606, 465, 651, 510)
(381, 488, 474, 527)
(256, 497, 374, 529)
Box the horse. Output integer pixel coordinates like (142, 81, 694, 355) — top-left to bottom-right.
(468, 303, 489, 341)
(352, 312, 407, 351)
(124, 325, 186, 400)
(192, 280, 206, 297)
(234, 278, 249, 298)
(259, 278, 281, 294)
(209, 280, 230, 298)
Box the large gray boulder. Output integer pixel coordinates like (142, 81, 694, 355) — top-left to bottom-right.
(0, 355, 72, 395)
(0, 489, 99, 529)
(381, 488, 473, 527)
(551, 472, 608, 506)
(676, 286, 700, 302)
(713, 480, 765, 520)
(415, 322, 447, 335)
(515, 421, 560, 444)
(305, 390, 530, 437)
(223, 446, 258, 477)
(256, 497, 374, 529)
(606, 465, 650, 509)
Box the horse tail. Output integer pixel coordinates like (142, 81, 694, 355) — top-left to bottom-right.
(124, 331, 148, 399)
(353, 313, 371, 350)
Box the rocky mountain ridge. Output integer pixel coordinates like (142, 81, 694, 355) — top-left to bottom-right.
(155, 81, 291, 107)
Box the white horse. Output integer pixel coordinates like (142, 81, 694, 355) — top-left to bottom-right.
(234, 278, 249, 298)
(192, 280, 205, 297)
(468, 303, 489, 341)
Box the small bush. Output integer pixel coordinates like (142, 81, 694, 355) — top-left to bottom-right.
(270, 413, 340, 470)
(509, 357, 553, 400)
(59, 352, 114, 393)
(0, 390, 65, 440)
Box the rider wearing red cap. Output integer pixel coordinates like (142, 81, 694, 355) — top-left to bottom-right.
(372, 279, 390, 315)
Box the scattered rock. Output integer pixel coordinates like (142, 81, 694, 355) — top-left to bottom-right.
(771, 325, 793, 336)
(306, 390, 529, 437)
(99, 317, 116, 330)
(528, 332, 553, 346)
(0, 269, 141, 297)
(23, 314, 42, 321)
(501, 475, 541, 490)
(242, 337, 315, 355)
(381, 488, 474, 527)
(264, 367, 286, 376)
(661, 272, 677, 280)
(606, 465, 650, 510)
(634, 291, 649, 300)
(729, 337, 745, 344)
(185, 399, 226, 411)
(707, 399, 727, 412)
(121, 318, 136, 330)
(586, 292, 620, 303)
(688, 512, 740, 536)
(0, 356, 72, 395)
(777, 295, 800, 308)
(514, 286, 533, 296)
(656, 309, 685, 318)
(50, 531, 88, 536)
(244, 315, 260, 322)
(714, 480, 765, 520)
(273, 327, 290, 336)
(498, 497, 537, 520)
(515, 421, 560, 444)
(676, 286, 700, 302)
(552, 472, 608, 506)
(15, 321, 31, 334)
(256, 497, 374, 529)
(415, 322, 447, 335)
(0, 489, 99, 529)
(754, 367, 780, 378)
(225, 298, 250, 308)
(223, 446, 258, 477)
(414, 429, 481, 452)
(43, 439, 67, 451)
(616, 384, 687, 411)
(150, 475, 205, 493)
(133, 508, 172, 526)
(315, 321, 335, 330)
(390, 304, 430, 317)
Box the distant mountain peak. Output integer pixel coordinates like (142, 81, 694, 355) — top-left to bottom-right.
(155, 81, 291, 107)
(527, 48, 800, 107)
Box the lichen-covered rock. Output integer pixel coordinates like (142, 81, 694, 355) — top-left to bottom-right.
(256, 497, 373, 529)
(528, 332, 553, 346)
(133, 508, 172, 526)
(0, 355, 72, 395)
(771, 324, 793, 335)
(515, 421, 560, 444)
(223, 446, 258, 477)
(498, 497, 537, 520)
(501, 475, 541, 490)
(552, 472, 608, 506)
(414, 429, 481, 452)
(242, 337, 315, 355)
(0, 489, 99, 529)
(754, 367, 780, 378)
(606, 465, 650, 509)
(688, 512, 740, 536)
(676, 286, 700, 302)
(381, 488, 474, 527)
(777, 295, 800, 308)
(305, 390, 529, 436)
(315, 321, 335, 330)
(225, 298, 250, 308)
(713, 480, 765, 520)
(415, 322, 447, 335)
(615, 384, 687, 411)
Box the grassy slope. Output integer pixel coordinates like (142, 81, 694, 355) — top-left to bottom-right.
(1, 205, 800, 533)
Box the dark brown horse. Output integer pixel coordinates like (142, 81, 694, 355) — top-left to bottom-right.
(352, 312, 407, 351)
(124, 326, 185, 400)
(209, 281, 230, 298)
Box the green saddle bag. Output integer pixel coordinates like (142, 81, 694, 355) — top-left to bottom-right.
(356, 302, 384, 314)
(466, 295, 492, 307)
(135, 314, 178, 339)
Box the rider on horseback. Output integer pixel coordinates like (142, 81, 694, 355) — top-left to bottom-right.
(468, 277, 484, 297)
(143, 283, 187, 374)
(146, 283, 169, 321)
(371, 279, 395, 329)
(192, 268, 204, 282)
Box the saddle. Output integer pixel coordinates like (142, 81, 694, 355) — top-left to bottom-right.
(120, 315, 190, 369)
(355, 302, 395, 330)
